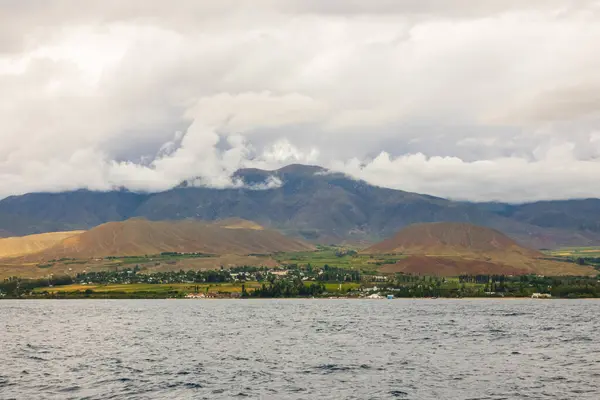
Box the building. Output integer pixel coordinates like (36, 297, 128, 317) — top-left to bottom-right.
(531, 293, 552, 299)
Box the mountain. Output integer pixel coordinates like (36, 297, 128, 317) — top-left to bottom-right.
(7, 218, 314, 262)
(1, 164, 600, 248)
(0, 190, 145, 236)
(483, 199, 600, 233)
(362, 222, 595, 276)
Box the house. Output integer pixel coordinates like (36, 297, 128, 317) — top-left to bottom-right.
(185, 293, 206, 299)
(371, 276, 388, 282)
(531, 293, 552, 299)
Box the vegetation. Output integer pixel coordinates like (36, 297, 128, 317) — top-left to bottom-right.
(249, 279, 325, 298)
(273, 245, 404, 273)
(378, 274, 600, 298)
(546, 246, 600, 258)
(2, 263, 599, 298)
(101, 252, 215, 265)
(542, 247, 600, 273)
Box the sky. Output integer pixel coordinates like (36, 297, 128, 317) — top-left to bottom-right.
(1, 0, 600, 202)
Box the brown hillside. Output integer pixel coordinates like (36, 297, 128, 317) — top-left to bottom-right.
(364, 222, 595, 276)
(12, 219, 314, 261)
(0, 231, 85, 258)
(214, 218, 264, 230)
(379, 256, 594, 277)
(364, 222, 541, 257)
(380, 256, 527, 276)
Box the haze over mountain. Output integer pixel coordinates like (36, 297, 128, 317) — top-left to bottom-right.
(1, 165, 600, 249)
(363, 222, 596, 276)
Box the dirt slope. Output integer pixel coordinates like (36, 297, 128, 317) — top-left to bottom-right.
(0, 231, 85, 258)
(214, 218, 264, 230)
(364, 222, 541, 257)
(364, 222, 595, 276)
(379, 255, 594, 277)
(12, 219, 314, 261)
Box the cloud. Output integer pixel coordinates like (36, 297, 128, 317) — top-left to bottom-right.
(245, 175, 284, 191)
(1, 1, 600, 201)
(330, 144, 600, 203)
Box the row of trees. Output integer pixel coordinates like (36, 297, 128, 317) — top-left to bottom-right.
(248, 279, 325, 298)
(0, 275, 74, 297)
(75, 268, 234, 284)
(383, 274, 600, 298)
(318, 265, 361, 282)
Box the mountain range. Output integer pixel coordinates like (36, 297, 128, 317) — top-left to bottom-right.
(1, 164, 599, 249)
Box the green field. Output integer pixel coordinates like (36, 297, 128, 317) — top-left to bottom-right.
(545, 247, 600, 258)
(33, 282, 262, 295)
(321, 282, 361, 291)
(99, 252, 216, 266)
(274, 246, 404, 272)
(30, 280, 363, 297)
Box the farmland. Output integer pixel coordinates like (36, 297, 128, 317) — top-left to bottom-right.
(32, 282, 264, 297)
(545, 246, 600, 258)
(274, 246, 405, 273)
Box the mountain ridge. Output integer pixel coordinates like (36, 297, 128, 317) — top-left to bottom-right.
(1, 164, 600, 249)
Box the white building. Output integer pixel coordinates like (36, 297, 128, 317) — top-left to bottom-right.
(531, 293, 552, 299)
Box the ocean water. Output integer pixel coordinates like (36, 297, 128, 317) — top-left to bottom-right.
(0, 299, 599, 400)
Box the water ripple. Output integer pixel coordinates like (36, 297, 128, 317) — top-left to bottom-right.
(0, 299, 599, 399)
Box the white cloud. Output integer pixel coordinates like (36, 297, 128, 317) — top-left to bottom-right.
(331, 145, 600, 202)
(245, 175, 284, 191)
(1, 1, 600, 201)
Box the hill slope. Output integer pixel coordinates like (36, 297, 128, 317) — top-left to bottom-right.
(12, 219, 314, 261)
(364, 222, 595, 276)
(0, 231, 85, 258)
(213, 218, 264, 230)
(1, 164, 600, 248)
(364, 222, 541, 258)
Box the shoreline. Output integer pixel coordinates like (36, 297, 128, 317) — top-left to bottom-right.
(2, 296, 599, 301)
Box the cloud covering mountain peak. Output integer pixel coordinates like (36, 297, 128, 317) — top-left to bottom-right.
(1, 1, 600, 201)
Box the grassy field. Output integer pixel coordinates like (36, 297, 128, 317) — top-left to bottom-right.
(321, 282, 361, 291)
(102, 253, 216, 265)
(33, 282, 263, 295)
(274, 247, 404, 272)
(0, 252, 278, 280)
(545, 247, 600, 258)
(31, 281, 362, 296)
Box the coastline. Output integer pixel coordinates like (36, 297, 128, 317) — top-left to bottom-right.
(3, 296, 599, 300)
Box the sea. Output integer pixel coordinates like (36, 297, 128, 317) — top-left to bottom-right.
(1, 299, 599, 400)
